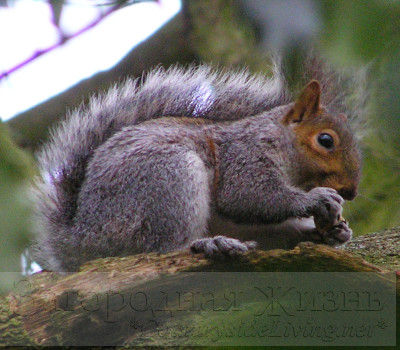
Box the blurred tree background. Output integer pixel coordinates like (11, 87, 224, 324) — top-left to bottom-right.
(1, 0, 400, 285)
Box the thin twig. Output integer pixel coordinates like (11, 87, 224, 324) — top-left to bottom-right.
(0, 2, 124, 81)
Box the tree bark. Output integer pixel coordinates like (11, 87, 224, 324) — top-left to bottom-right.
(344, 225, 400, 271)
(1, 236, 398, 347)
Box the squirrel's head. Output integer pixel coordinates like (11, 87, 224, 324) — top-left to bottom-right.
(282, 80, 361, 200)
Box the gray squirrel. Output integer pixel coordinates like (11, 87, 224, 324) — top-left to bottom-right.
(32, 62, 362, 272)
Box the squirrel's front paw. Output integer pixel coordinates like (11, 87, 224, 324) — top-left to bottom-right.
(322, 220, 353, 246)
(309, 219, 352, 246)
(190, 236, 257, 258)
(308, 187, 344, 233)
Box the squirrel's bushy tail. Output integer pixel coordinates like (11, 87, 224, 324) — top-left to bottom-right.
(32, 64, 288, 269)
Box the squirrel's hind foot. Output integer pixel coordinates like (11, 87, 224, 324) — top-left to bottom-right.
(190, 236, 257, 259)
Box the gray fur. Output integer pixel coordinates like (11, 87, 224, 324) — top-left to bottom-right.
(32, 63, 361, 271)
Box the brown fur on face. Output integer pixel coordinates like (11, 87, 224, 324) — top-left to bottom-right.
(283, 81, 361, 200)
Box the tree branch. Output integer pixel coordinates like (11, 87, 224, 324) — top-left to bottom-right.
(0, 2, 125, 81)
(0, 243, 391, 346)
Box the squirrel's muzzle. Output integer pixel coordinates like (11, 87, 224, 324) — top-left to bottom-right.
(338, 187, 357, 201)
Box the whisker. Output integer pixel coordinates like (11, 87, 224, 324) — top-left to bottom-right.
(342, 203, 355, 222)
(354, 193, 379, 203)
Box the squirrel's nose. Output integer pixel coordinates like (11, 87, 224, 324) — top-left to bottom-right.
(339, 187, 357, 201)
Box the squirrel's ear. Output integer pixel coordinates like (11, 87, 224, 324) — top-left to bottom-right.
(283, 80, 321, 124)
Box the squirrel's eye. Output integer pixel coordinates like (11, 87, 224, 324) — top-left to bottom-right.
(317, 133, 334, 149)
